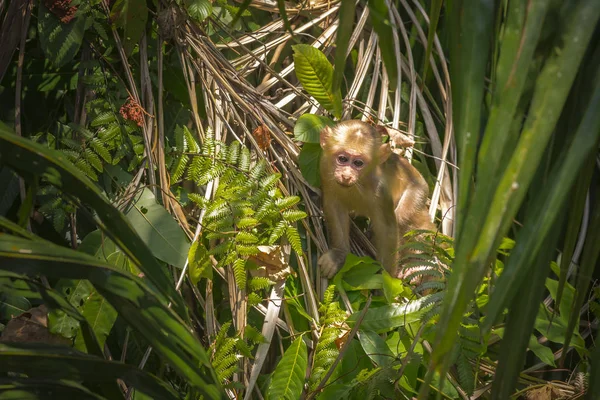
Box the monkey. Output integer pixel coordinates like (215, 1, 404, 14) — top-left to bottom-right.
(318, 120, 434, 279)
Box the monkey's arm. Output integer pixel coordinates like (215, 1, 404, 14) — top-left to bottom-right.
(318, 194, 350, 278)
(371, 207, 399, 276)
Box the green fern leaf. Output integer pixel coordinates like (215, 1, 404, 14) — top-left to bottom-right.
(90, 138, 112, 163)
(268, 221, 287, 244)
(233, 258, 247, 288)
(98, 124, 120, 142)
(276, 196, 300, 211)
(183, 125, 200, 153)
(236, 217, 259, 229)
(84, 148, 103, 172)
(239, 147, 251, 171)
(285, 226, 303, 254)
(248, 277, 274, 291)
(227, 141, 241, 164)
(282, 210, 307, 223)
(236, 231, 259, 245)
(249, 159, 268, 180)
(248, 292, 262, 307)
(259, 173, 281, 190)
(90, 111, 116, 127)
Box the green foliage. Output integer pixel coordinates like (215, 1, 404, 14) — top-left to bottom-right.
(178, 128, 306, 293)
(292, 45, 343, 118)
(268, 335, 307, 400)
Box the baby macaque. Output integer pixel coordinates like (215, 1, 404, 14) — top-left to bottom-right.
(318, 120, 434, 278)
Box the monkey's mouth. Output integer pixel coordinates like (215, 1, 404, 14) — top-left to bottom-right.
(336, 181, 355, 188)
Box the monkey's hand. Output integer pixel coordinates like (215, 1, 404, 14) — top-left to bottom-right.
(318, 249, 347, 278)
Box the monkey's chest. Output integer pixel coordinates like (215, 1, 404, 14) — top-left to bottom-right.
(335, 186, 388, 218)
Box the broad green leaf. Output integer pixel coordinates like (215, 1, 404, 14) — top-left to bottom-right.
(126, 188, 191, 269)
(74, 290, 118, 352)
(0, 378, 108, 400)
(348, 299, 430, 332)
(0, 236, 222, 399)
(490, 227, 561, 399)
(268, 335, 307, 400)
(434, 0, 600, 382)
(38, 3, 86, 67)
(186, 0, 213, 22)
(528, 336, 556, 367)
(332, 0, 355, 92)
(110, 0, 149, 56)
(298, 143, 321, 187)
(0, 342, 179, 400)
(0, 294, 31, 320)
(292, 44, 342, 118)
(293, 114, 334, 144)
(49, 280, 94, 339)
(382, 270, 409, 303)
(0, 125, 185, 315)
(367, 0, 397, 88)
(483, 62, 600, 332)
(358, 330, 394, 367)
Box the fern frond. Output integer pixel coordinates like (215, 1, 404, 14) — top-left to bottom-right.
(248, 292, 262, 307)
(282, 210, 307, 223)
(238, 147, 251, 171)
(90, 138, 112, 163)
(285, 226, 302, 254)
(248, 277, 274, 291)
(268, 221, 287, 244)
(232, 258, 247, 288)
(235, 231, 259, 245)
(182, 125, 200, 153)
(226, 141, 241, 164)
(276, 196, 300, 210)
(90, 111, 116, 127)
(259, 172, 280, 190)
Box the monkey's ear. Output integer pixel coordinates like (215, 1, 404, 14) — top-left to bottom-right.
(320, 126, 333, 148)
(378, 142, 393, 163)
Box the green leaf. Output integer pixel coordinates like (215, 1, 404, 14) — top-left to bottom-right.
(367, 0, 397, 88)
(292, 44, 342, 118)
(348, 299, 431, 333)
(0, 378, 109, 399)
(268, 335, 307, 400)
(186, 0, 213, 22)
(110, 0, 149, 56)
(125, 188, 191, 269)
(298, 143, 321, 187)
(0, 294, 31, 320)
(293, 114, 334, 144)
(38, 3, 86, 67)
(358, 330, 394, 367)
(0, 125, 186, 315)
(0, 236, 222, 399)
(74, 290, 118, 352)
(0, 342, 180, 400)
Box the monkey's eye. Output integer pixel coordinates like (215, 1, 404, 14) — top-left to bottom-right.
(337, 155, 349, 164)
(353, 159, 364, 168)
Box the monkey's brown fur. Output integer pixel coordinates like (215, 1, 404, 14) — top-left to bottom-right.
(318, 120, 434, 278)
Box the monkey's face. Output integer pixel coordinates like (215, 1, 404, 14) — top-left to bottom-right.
(332, 151, 369, 187)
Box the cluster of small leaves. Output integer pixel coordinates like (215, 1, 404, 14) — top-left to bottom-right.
(179, 127, 306, 292)
(209, 322, 266, 386)
(309, 285, 347, 389)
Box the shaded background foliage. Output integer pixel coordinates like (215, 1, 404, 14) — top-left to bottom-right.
(0, 0, 599, 399)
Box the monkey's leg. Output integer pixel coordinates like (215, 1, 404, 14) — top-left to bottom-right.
(319, 197, 350, 278)
(371, 211, 399, 277)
